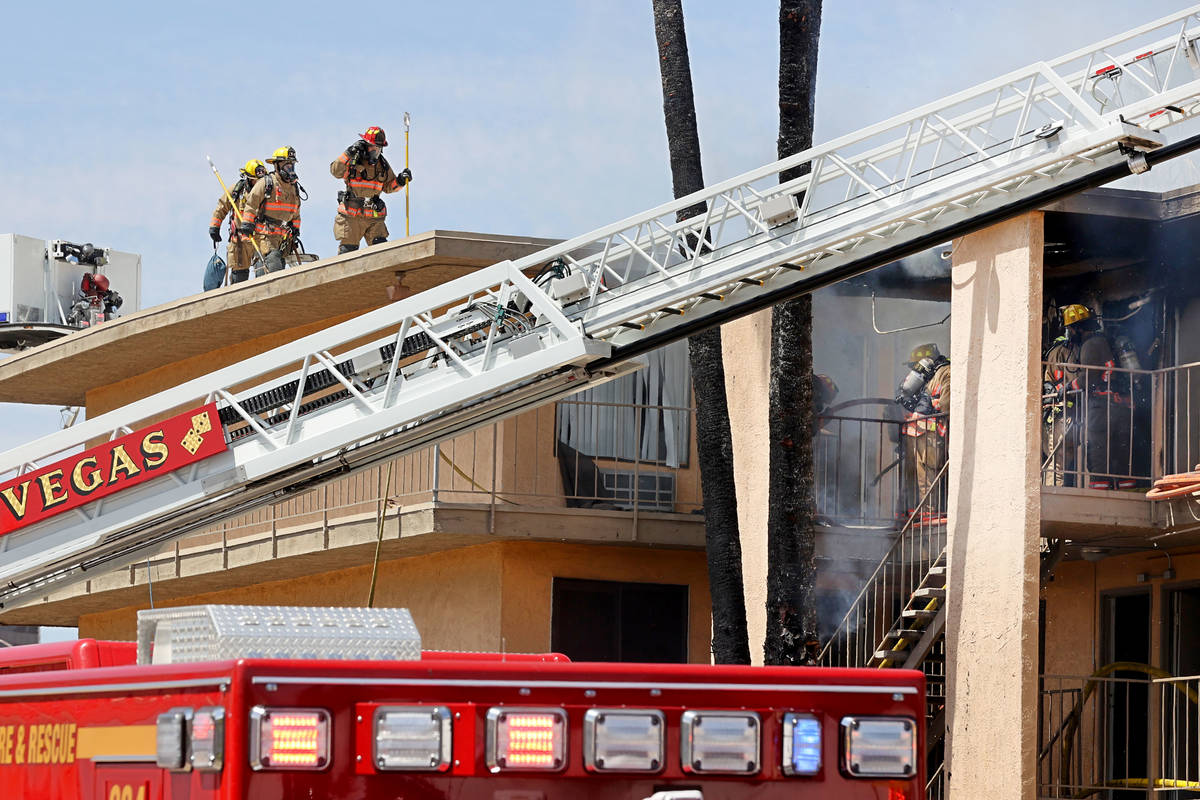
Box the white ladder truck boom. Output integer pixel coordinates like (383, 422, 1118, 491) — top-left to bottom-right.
(4, 6, 1200, 606)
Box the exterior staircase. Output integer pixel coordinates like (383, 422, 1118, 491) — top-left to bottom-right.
(819, 462, 949, 797)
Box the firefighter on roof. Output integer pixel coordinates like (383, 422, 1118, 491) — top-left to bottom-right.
(896, 343, 950, 517)
(239, 147, 302, 276)
(1043, 303, 1133, 489)
(209, 159, 267, 284)
(330, 126, 412, 255)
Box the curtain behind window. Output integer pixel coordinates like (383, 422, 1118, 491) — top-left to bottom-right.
(556, 340, 691, 468)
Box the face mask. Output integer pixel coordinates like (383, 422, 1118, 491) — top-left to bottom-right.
(366, 146, 380, 164)
(278, 163, 297, 182)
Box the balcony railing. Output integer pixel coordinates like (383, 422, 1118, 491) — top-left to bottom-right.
(1040, 360, 1200, 496)
(179, 400, 701, 554)
(1039, 668, 1200, 798)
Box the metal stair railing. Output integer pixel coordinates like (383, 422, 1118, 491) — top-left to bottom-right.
(819, 462, 948, 669)
(6, 6, 1200, 606)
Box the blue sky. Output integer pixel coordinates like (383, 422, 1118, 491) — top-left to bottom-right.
(0, 0, 1195, 452)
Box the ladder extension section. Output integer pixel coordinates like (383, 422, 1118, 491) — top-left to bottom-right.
(4, 6, 1200, 605)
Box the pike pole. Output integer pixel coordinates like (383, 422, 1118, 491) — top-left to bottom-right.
(206, 155, 266, 263)
(404, 112, 411, 237)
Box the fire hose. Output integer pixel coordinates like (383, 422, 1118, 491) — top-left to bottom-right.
(1146, 466, 1200, 500)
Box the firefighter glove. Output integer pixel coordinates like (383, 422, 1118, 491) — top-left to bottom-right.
(398, 167, 412, 185)
(913, 394, 935, 416)
(238, 221, 254, 235)
(209, 226, 221, 244)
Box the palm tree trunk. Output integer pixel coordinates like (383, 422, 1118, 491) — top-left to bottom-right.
(652, 0, 750, 665)
(764, 0, 822, 667)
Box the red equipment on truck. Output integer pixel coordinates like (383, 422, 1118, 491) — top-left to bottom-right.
(0, 605, 924, 799)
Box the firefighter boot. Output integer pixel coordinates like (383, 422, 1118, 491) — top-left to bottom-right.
(370, 236, 387, 245)
(338, 243, 358, 255)
(230, 269, 250, 284)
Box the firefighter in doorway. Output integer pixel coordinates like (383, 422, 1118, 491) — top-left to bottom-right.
(896, 343, 950, 518)
(209, 159, 267, 284)
(330, 126, 412, 255)
(1043, 303, 1133, 489)
(239, 147, 303, 276)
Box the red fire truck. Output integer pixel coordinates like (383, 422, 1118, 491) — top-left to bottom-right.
(0, 604, 924, 799)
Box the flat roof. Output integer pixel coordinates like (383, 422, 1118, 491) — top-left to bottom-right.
(0, 230, 558, 406)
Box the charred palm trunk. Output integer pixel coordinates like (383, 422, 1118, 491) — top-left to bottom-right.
(652, 0, 750, 665)
(764, 0, 822, 667)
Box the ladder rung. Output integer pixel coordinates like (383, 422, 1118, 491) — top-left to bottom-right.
(739, 278, 764, 286)
(658, 307, 684, 316)
(700, 292, 724, 301)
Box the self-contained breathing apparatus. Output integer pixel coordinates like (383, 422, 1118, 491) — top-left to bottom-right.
(896, 354, 948, 415)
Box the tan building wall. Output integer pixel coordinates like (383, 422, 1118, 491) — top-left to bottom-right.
(76, 541, 713, 662)
(1043, 548, 1200, 677)
(946, 213, 1043, 800)
(722, 309, 772, 664)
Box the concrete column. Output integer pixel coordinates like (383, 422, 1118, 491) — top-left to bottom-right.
(722, 310, 771, 664)
(946, 212, 1043, 799)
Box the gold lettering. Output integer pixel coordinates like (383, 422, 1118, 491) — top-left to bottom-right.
(0, 724, 10, 764)
(64, 723, 75, 763)
(140, 430, 168, 470)
(107, 445, 140, 484)
(15, 723, 25, 763)
(36, 470, 69, 510)
(0, 481, 32, 520)
(71, 456, 103, 495)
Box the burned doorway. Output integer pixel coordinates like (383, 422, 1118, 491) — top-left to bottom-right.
(550, 578, 688, 663)
(1100, 590, 1151, 791)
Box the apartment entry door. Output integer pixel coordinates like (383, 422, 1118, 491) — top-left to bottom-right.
(1101, 591, 1151, 791)
(1165, 585, 1200, 796)
(551, 578, 688, 663)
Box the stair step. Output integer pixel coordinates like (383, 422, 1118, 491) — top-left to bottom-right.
(903, 609, 937, 622)
(928, 565, 946, 577)
(871, 650, 907, 665)
(883, 629, 923, 643)
(913, 587, 946, 600)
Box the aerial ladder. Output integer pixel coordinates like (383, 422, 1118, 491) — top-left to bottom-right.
(4, 6, 1200, 607)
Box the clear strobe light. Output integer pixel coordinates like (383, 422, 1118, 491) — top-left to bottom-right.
(374, 706, 452, 771)
(583, 709, 665, 772)
(680, 710, 760, 774)
(155, 707, 192, 771)
(841, 716, 916, 778)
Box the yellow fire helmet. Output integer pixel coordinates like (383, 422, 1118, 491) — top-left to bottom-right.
(908, 343, 941, 365)
(266, 146, 297, 164)
(1061, 303, 1093, 327)
(241, 159, 267, 179)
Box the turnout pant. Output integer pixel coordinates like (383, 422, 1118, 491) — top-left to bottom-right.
(334, 212, 388, 247)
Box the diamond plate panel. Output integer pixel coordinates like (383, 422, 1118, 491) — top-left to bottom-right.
(137, 604, 422, 665)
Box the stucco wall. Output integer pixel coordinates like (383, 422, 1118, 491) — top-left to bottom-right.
(722, 309, 772, 664)
(77, 541, 713, 661)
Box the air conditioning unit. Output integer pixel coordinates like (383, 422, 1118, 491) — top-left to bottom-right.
(600, 469, 676, 512)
